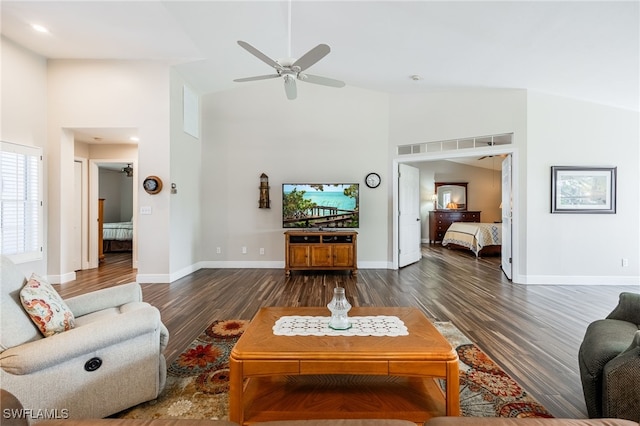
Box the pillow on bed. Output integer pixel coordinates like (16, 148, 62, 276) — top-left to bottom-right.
(20, 273, 75, 337)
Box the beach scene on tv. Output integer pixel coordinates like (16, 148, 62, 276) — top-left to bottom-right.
(282, 184, 359, 229)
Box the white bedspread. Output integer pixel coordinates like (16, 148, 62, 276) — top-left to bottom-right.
(103, 221, 133, 241)
(442, 222, 501, 256)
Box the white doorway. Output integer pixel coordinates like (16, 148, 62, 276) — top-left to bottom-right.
(393, 149, 517, 281)
(398, 163, 422, 267)
(501, 155, 513, 279)
(89, 159, 137, 269)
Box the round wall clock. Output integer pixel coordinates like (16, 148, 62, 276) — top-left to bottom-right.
(365, 172, 381, 188)
(143, 176, 163, 194)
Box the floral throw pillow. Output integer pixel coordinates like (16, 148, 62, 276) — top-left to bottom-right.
(20, 273, 75, 337)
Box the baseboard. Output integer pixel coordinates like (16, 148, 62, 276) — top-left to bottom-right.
(513, 273, 640, 286)
(48, 271, 77, 284)
(133, 263, 640, 286)
(200, 260, 285, 269)
(357, 260, 392, 269)
(140, 260, 395, 283)
(136, 273, 172, 284)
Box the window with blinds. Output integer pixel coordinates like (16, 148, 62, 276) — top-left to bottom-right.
(1, 141, 43, 263)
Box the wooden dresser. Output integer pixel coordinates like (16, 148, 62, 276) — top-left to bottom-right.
(429, 210, 481, 243)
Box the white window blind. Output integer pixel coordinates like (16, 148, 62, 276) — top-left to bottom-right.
(1, 141, 43, 262)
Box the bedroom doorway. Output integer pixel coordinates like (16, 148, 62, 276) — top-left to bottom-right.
(97, 162, 135, 261)
(393, 148, 517, 282)
(72, 128, 139, 270)
(89, 159, 137, 269)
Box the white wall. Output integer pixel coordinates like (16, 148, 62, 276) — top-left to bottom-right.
(389, 89, 528, 144)
(524, 92, 639, 284)
(169, 70, 202, 280)
(201, 82, 390, 267)
(0, 36, 48, 277)
(46, 60, 172, 282)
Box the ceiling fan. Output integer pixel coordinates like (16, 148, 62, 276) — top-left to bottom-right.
(233, 1, 345, 100)
(478, 140, 508, 160)
(121, 163, 133, 177)
(478, 154, 508, 161)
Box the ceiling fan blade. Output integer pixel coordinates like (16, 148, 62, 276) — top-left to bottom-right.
(292, 44, 330, 71)
(284, 76, 297, 100)
(237, 40, 282, 70)
(234, 74, 280, 83)
(300, 74, 345, 88)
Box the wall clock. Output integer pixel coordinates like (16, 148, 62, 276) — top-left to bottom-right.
(143, 176, 163, 194)
(365, 172, 381, 188)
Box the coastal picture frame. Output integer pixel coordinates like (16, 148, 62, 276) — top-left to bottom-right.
(551, 166, 616, 214)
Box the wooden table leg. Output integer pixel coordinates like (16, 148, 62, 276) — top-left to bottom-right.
(446, 358, 461, 416)
(229, 356, 243, 424)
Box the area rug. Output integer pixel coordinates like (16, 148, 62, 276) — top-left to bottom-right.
(116, 319, 553, 420)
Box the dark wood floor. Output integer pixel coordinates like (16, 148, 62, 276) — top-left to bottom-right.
(54, 247, 634, 419)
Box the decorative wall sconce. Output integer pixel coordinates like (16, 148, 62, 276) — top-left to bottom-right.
(259, 173, 270, 209)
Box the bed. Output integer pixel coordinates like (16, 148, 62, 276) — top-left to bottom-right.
(102, 221, 133, 252)
(442, 222, 501, 257)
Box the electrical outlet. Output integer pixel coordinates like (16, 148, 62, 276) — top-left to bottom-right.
(242, 246, 247, 254)
(259, 248, 265, 255)
(622, 258, 629, 267)
(216, 247, 221, 254)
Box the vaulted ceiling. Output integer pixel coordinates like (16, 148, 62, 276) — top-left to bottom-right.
(2, 1, 638, 111)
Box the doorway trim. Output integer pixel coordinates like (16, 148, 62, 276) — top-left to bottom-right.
(89, 159, 138, 269)
(392, 147, 519, 282)
(73, 157, 90, 270)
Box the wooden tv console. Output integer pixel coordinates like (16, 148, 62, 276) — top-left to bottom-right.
(284, 230, 357, 276)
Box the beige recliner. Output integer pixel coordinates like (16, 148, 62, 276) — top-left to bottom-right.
(0, 255, 169, 423)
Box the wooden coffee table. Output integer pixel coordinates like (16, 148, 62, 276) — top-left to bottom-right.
(229, 306, 460, 425)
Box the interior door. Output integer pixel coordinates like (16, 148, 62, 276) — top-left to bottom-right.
(398, 163, 422, 267)
(501, 155, 513, 279)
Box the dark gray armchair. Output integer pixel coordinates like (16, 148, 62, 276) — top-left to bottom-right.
(578, 292, 640, 422)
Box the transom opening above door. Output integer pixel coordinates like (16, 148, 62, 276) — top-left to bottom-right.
(397, 133, 512, 156)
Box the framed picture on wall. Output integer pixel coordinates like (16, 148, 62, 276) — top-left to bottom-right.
(551, 166, 616, 214)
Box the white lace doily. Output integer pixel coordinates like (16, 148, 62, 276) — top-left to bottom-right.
(272, 315, 409, 337)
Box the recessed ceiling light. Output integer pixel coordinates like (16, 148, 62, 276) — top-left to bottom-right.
(31, 24, 49, 33)
(410, 75, 423, 81)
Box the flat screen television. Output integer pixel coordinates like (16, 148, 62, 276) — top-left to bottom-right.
(282, 183, 359, 229)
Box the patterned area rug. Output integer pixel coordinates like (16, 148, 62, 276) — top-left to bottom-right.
(116, 319, 553, 420)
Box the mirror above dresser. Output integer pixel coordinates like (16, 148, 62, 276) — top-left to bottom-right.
(434, 182, 468, 210)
